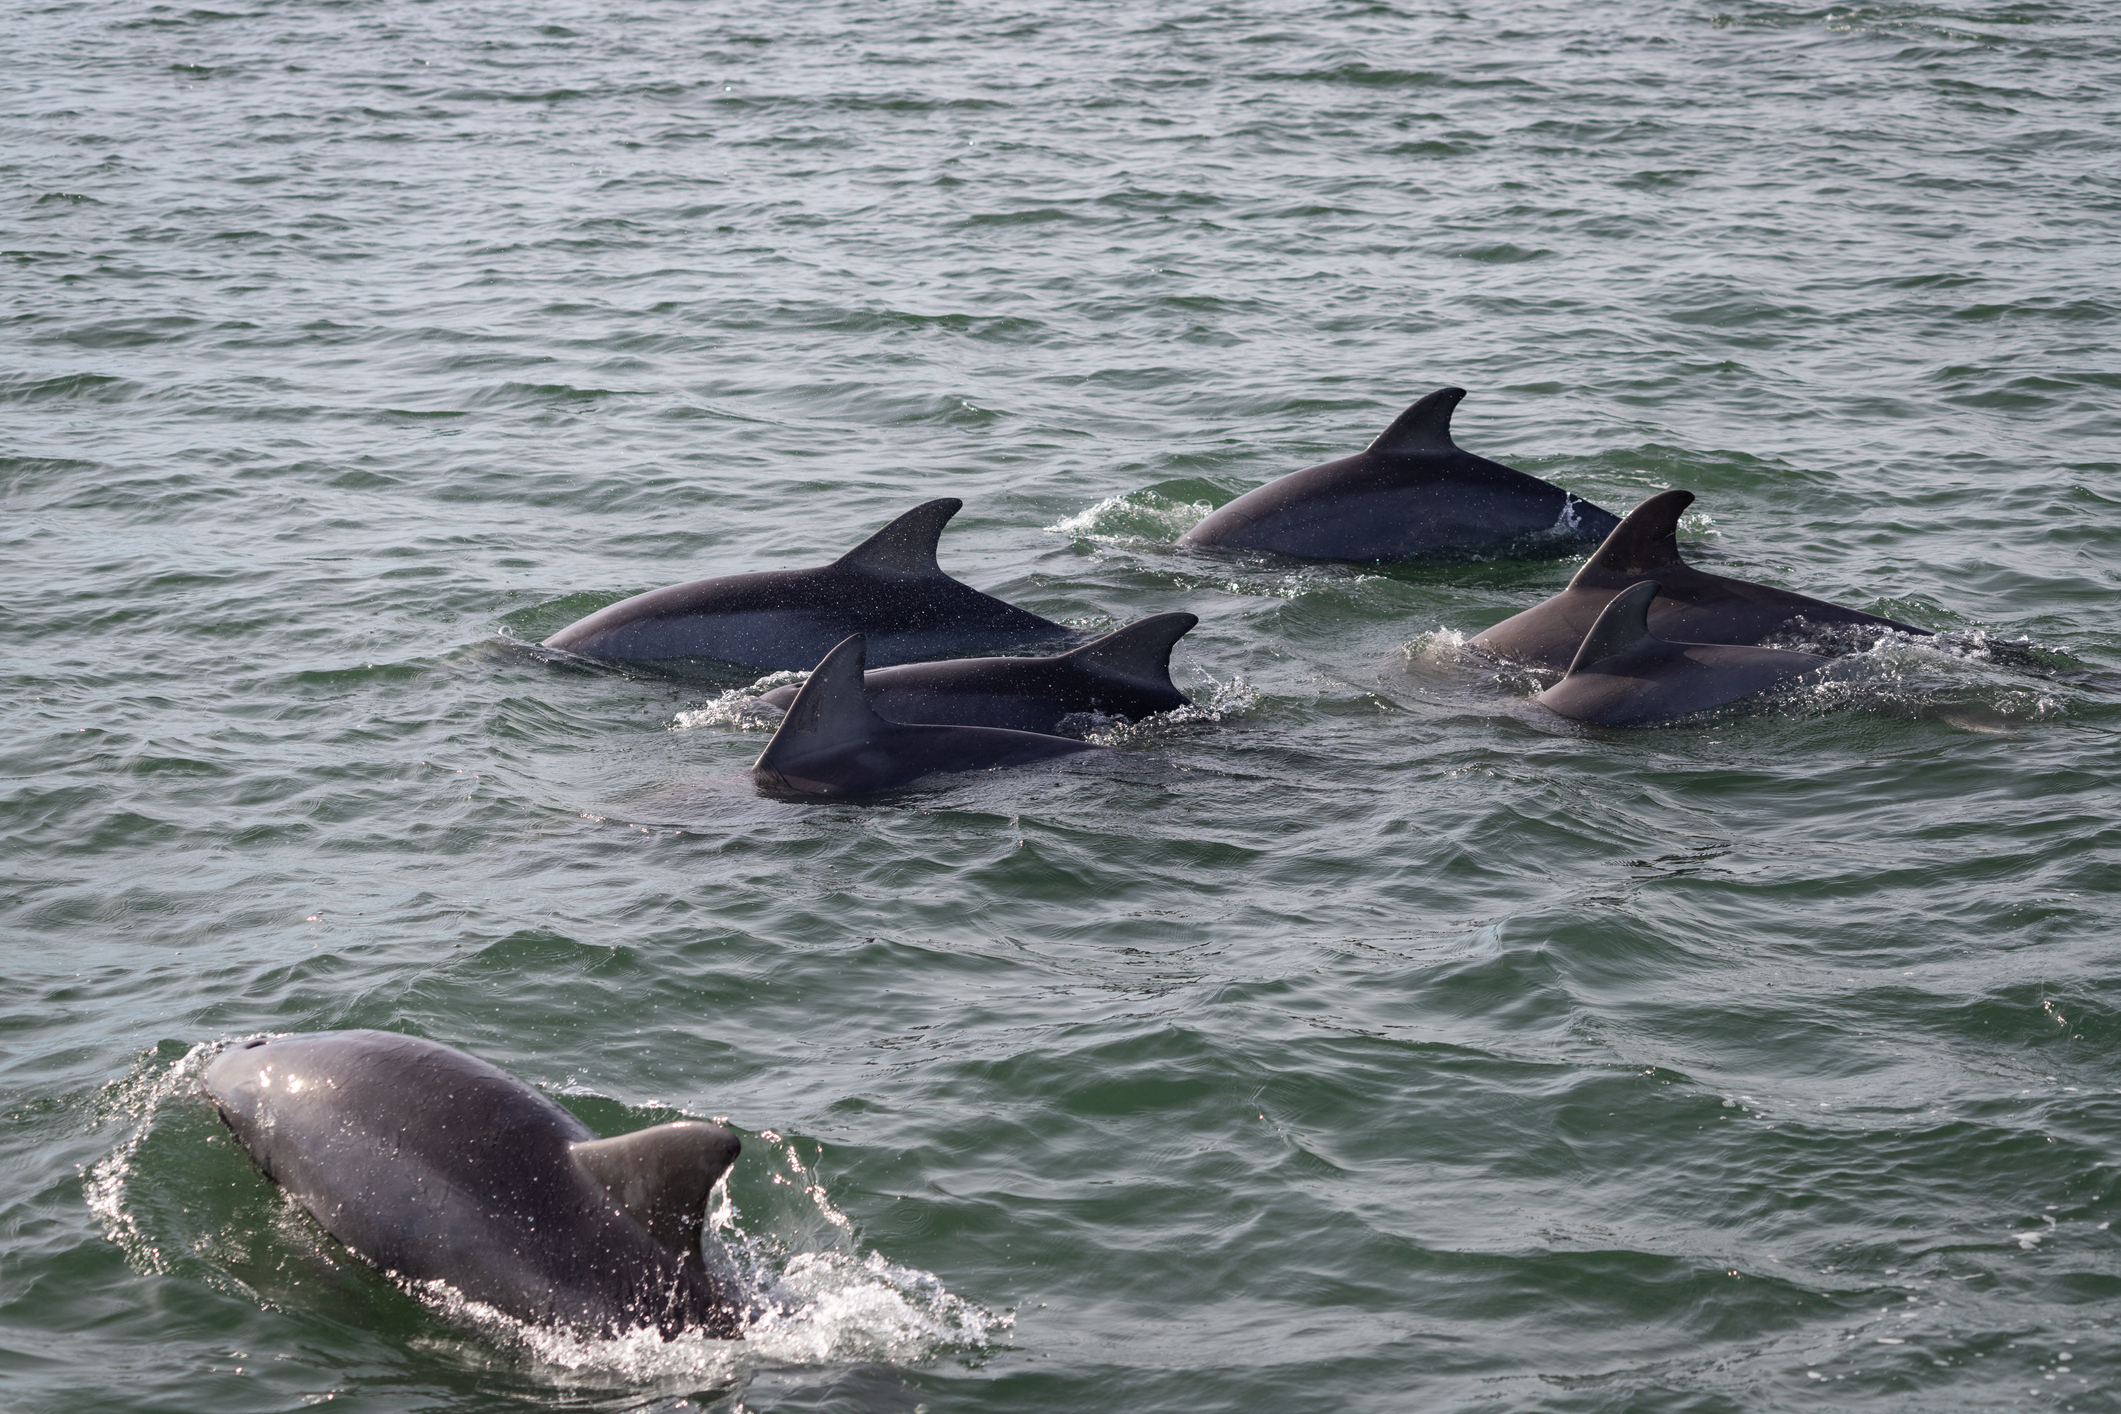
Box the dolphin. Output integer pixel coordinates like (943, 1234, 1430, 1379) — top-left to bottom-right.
(544, 498, 1074, 670)
(1472, 488, 1930, 671)
(752, 634, 1105, 797)
(1176, 387, 1620, 561)
(1535, 580, 1829, 726)
(751, 611, 1197, 735)
(205, 1031, 745, 1340)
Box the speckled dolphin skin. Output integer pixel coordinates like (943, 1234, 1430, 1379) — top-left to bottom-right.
(545, 498, 1074, 670)
(1474, 488, 1930, 672)
(752, 634, 1104, 797)
(1177, 387, 1619, 561)
(205, 1031, 745, 1340)
(753, 612, 1196, 735)
(1535, 580, 1830, 726)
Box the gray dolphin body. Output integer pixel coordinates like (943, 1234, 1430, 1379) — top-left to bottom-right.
(1176, 387, 1620, 561)
(752, 634, 1104, 797)
(752, 612, 1196, 734)
(205, 1031, 744, 1339)
(1536, 581, 1829, 726)
(1473, 489, 1931, 672)
(544, 499, 1073, 670)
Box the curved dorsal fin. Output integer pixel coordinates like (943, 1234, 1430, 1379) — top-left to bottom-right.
(755, 635, 887, 771)
(1062, 612, 1197, 690)
(1568, 489, 1693, 586)
(833, 499, 960, 577)
(1365, 386, 1467, 456)
(1566, 579, 1663, 674)
(570, 1121, 741, 1259)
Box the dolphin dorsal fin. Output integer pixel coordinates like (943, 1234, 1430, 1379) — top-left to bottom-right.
(833, 499, 961, 577)
(1569, 489, 1694, 586)
(755, 635, 888, 771)
(1566, 580, 1664, 674)
(1366, 386, 1467, 456)
(1062, 612, 1197, 688)
(570, 1121, 741, 1259)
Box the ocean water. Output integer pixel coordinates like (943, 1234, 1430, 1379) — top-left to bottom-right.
(5, 1, 2120, 1410)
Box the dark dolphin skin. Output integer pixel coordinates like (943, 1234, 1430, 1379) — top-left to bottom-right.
(752, 634, 1104, 797)
(1176, 387, 1620, 561)
(544, 498, 1073, 670)
(205, 1031, 744, 1339)
(752, 612, 1196, 735)
(1473, 489, 1931, 671)
(1536, 580, 1830, 726)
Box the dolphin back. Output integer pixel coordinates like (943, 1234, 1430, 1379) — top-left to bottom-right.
(1476, 488, 1930, 670)
(753, 634, 1102, 796)
(753, 613, 1195, 734)
(1178, 387, 1618, 560)
(1537, 582, 1829, 726)
(542, 500, 1070, 669)
(204, 1031, 743, 1338)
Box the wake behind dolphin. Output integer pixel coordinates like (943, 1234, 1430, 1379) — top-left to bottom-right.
(205, 1032, 746, 1340)
(545, 498, 1073, 671)
(1177, 387, 1619, 561)
(1475, 489, 1930, 672)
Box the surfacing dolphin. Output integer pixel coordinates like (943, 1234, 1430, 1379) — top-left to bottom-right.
(544, 498, 1074, 670)
(1473, 488, 1930, 671)
(1177, 387, 1620, 561)
(752, 612, 1197, 735)
(752, 634, 1104, 797)
(1536, 580, 1829, 726)
(206, 1031, 745, 1339)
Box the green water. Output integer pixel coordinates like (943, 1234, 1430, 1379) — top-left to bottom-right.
(5, 1, 2120, 1410)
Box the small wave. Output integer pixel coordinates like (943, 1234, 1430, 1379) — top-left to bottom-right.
(84, 1039, 220, 1276)
(673, 672, 807, 732)
(1048, 484, 1217, 548)
(1409, 628, 1556, 699)
(1401, 626, 1472, 668)
(1087, 671, 1260, 746)
(708, 1130, 1009, 1365)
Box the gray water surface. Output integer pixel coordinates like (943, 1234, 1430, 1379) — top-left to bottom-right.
(5, 2, 2120, 1410)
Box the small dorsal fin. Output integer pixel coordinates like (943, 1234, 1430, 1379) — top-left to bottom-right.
(570, 1121, 741, 1259)
(754, 635, 887, 771)
(1566, 580, 1664, 674)
(833, 499, 960, 577)
(1061, 612, 1197, 688)
(1569, 490, 1693, 585)
(1366, 386, 1467, 456)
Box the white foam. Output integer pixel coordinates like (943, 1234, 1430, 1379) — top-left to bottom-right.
(1085, 670, 1260, 745)
(1400, 627, 1472, 668)
(673, 671, 808, 733)
(705, 1130, 1010, 1365)
(1048, 489, 1214, 547)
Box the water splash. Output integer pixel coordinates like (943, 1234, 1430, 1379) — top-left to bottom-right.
(673, 671, 808, 733)
(1086, 670, 1260, 746)
(708, 1130, 1011, 1365)
(83, 1038, 220, 1276)
(1048, 486, 1215, 548)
